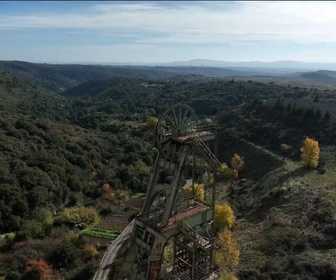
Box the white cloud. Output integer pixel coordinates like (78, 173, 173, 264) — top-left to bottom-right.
(1, 1, 336, 44)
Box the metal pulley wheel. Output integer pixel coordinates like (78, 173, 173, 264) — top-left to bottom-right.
(155, 104, 198, 151)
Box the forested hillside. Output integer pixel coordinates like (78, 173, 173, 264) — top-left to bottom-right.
(0, 61, 181, 93)
(0, 71, 73, 121)
(0, 69, 336, 279)
(63, 76, 335, 121)
(301, 70, 336, 85)
(0, 61, 249, 94)
(5, 60, 332, 95)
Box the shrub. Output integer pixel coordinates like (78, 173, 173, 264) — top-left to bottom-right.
(219, 163, 236, 179)
(83, 244, 99, 260)
(231, 154, 245, 174)
(186, 183, 205, 202)
(51, 240, 81, 269)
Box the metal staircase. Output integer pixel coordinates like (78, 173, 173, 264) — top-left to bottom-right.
(192, 134, 221, 172)
(180, 221, 213, 251)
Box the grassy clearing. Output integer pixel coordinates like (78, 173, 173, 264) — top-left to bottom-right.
(97, 215, 129, 232)
(81, 227, 120, 240)
(131, 192, 146, 199)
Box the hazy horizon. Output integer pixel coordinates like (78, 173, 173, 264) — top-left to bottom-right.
(3, 59, 336, 71)
(3, 58, 336, 64)
(2, 1, 336, 64)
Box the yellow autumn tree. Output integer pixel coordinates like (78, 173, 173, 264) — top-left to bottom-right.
(300, 137, 319, 168)
(231, 153, 245, 178)
(214, 203, 235, 231)
(186, 183, 205, 202)
(219, 163, 235, 179)
(214, 229, 240, 275)
(213, 203, 240, 279)
(219, 153, 244, 179)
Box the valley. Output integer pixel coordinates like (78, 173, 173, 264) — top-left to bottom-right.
(0, 61, 336, 279)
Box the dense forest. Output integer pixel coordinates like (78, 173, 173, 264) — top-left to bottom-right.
(0, 66, 336, 279)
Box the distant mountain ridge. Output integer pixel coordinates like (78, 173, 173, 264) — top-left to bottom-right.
(130, 65, 251, 77)
(0, 61, 274, 93)
(160, 59, 336, 71)
(3, 60, 336, 94)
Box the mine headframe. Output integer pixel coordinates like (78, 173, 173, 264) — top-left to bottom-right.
(116, 104, 221, 280)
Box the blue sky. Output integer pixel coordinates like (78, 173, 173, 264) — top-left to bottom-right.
(1, 1, 336, 64)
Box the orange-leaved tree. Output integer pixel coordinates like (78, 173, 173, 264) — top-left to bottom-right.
(300, 137, 319, 168)
(102, 183, 112, 194)
(25, 259, 53, 280)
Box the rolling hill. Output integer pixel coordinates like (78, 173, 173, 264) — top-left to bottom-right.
(300, 70, 336, 85)
(0, 61, 180, 93)
(0, 60, 309, 94)
(0, 70, 72, 121)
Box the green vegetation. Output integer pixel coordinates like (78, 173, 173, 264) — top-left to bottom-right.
(0, 63, 336, 279)
(57, 207, 100, 228)
(131, 192, 146, 199)
(81, 228, 120, 240)
(0, 61, 179, 93)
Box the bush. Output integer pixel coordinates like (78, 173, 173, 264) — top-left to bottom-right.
(57, 207, 99, 228)
(50, 240, 81, 269)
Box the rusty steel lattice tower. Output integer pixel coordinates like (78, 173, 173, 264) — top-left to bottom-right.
(116, 104, 221, 280)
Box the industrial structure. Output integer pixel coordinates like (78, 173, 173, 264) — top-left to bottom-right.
(115, 104, 222, 279)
